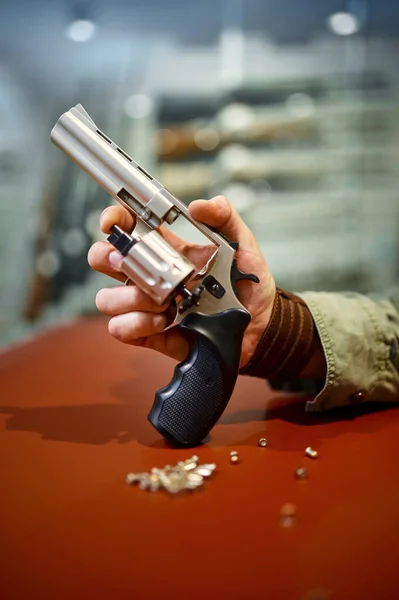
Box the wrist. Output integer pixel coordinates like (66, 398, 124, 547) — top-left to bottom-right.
(240, 287, 324, 380)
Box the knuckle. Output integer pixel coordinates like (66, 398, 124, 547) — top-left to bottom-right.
(128, 286, 141, 306)
(95, 288, 108, 312)
(108, 317, 126, 341)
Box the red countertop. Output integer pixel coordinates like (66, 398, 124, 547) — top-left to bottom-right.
(0, 317, 398, 600)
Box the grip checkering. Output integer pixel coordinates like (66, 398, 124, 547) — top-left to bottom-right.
(158, 337, 225, 443)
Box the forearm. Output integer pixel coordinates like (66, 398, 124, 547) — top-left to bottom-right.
(298, 329, 326, 380)
(241, 287, 326, 381)
(241, 287, 399, 411)
(298, 291, 399, 410)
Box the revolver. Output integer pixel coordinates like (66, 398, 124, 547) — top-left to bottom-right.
(51, 104, 259, 447)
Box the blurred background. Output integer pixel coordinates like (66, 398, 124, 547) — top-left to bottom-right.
(1, 0, 399, 348)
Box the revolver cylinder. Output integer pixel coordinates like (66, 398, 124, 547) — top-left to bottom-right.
(108, 226, 195, 305)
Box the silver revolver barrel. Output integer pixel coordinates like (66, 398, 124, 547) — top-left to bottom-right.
(51, 104, 181, 229)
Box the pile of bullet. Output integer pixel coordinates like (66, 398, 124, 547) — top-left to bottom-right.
(126, 456, 216, 494)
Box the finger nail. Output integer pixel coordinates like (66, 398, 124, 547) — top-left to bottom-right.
(153, 315, 166, 330)
(109, 250, 123, 270)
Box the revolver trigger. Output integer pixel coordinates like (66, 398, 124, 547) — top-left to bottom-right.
(230, 259, 260, 299)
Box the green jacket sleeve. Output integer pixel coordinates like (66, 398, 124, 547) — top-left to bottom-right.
(290, 290, 399, 411)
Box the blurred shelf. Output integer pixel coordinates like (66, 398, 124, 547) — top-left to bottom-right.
(153, 74, 399, 296)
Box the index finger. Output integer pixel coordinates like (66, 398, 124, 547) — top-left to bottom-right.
(100, 205, 135, 234)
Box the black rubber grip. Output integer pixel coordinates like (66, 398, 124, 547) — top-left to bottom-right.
(147, 309, 251, 447)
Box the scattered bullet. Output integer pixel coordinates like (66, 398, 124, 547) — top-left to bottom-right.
(229, 454, 240, 464)
(258, 438, 268, 447)
(305, 446, 318, 459)
(279, 503, 297, 528)
(294, 467, 307, 480)
(280, 502, 297, 516)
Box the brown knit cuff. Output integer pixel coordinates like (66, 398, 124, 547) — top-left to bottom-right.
(240, 288, 316, 380)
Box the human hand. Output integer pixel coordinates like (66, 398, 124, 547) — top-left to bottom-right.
(88, 195, 276, 368)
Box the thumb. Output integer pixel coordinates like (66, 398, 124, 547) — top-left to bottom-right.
(188, 195, 248, 243)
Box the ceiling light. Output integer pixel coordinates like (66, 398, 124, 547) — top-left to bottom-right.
(327, 12, 360, 36)
(65, 19, 96, 43)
